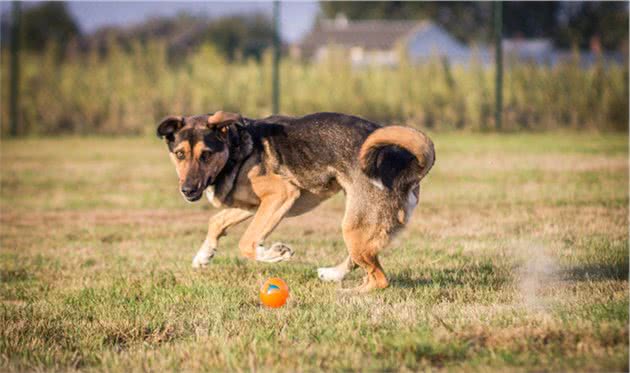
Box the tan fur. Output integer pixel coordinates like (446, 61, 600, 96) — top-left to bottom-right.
(192, 208, 254, 268)
(169, 142, 191, 181)
(238, 166, 301, 258)
(207, 110, 242, 127)
(204, 208, 253, 249)
(397, 209, 406, 224)
(170, 141, 229, 191)
(192, 142, 206, 157)
(343, 224, 389, 292)
(359, 126, 435, 178)
(286, 190, 337, 217)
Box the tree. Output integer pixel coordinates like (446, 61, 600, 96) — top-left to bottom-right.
(555, 2, 629, 50)
(20, 2, 80, 52)
(205, 14, 274, 61)
(502, 2, 560, 38)
(79, 12, 275, 62)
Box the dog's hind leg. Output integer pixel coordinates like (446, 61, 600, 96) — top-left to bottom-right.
(337, 189, 398, 292)
(317, 256, 357, 282)
(342, 225, 390, 292)
(192, 208, 253, 268)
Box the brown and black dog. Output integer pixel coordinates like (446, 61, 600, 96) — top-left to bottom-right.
(157, 111, 435, 292)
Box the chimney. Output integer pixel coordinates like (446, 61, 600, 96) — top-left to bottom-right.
(334, 13, 348, 29)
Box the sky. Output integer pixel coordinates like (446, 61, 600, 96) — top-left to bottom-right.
(2, 1, 321, 43)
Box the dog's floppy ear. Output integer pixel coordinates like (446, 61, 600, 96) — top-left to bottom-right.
(207, 111, 242, 140)
(157, 116, 184, 141)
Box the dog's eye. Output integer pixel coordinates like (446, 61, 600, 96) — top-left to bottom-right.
(175, 150, 185, 160)
(200, 151, 212, 162)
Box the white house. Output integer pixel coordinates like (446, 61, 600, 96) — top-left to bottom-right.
(292, 15, 624, 68)
(292, 15, 477, 66)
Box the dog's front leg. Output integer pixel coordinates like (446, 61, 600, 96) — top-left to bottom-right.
(192, 208, 253, 268)
(238, 175, 300, 263)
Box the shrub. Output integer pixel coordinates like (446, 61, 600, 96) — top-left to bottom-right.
(1, 41, 627, 135)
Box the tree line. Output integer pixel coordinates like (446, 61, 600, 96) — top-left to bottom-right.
(321, 1, 628, 50)
(1, 1, 627, 63)
(0, 2, 276, 62)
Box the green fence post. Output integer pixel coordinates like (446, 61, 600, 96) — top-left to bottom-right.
(9, 1, 22, 137)
(272, 0, 281, 114)
(494, 1, 503, 131)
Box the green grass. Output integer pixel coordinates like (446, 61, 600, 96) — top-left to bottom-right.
(1, 132, 628, 371)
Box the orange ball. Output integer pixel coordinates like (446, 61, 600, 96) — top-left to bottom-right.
(259, 277, 289, 308)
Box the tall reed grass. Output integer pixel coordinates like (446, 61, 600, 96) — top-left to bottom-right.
(1, 41, 627, 135)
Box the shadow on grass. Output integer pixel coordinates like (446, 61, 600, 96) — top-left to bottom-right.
(563, 261, 629, 282)
(389, 261, 509, 289)
(389, 274, 433, 289)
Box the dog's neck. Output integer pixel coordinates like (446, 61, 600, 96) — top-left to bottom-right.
(208, 123, 255, 205)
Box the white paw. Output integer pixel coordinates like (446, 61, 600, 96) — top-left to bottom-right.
(192, 249, 215, 268)
(317, 266, 346, 282)
(255, 242, 294, 263)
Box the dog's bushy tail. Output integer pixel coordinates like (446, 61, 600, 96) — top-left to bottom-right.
(359, 126, 435, 190)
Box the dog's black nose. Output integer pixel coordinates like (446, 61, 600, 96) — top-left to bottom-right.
(181, 186, 198, 197)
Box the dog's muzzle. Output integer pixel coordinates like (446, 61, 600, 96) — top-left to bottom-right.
(181, 185, 203, 201)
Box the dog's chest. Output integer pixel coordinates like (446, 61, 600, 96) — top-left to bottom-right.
(205, 183, 260, 210)
(205, 186, 222, 208)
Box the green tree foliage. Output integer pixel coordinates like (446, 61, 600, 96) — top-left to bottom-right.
(555, 2, 629, 50)
(502, 2, 560, 38)
(1, 5, 274, 62)
(205, 14, 274, 61)
(21, 2, 80, 51)
(83, 13, 274, 62)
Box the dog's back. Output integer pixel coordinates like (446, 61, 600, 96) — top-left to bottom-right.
(254, 112, 377, 168)
(249, 112, 434, 205)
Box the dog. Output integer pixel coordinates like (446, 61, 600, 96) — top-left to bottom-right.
(157, 111, 435, 292)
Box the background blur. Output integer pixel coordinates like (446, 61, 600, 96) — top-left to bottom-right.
(0, 1, 628, 135)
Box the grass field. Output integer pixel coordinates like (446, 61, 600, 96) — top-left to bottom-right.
(1, 132, 628, 371)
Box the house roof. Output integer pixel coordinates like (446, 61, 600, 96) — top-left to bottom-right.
(503, 38, 553, 53)
(298, 18, 428, 54)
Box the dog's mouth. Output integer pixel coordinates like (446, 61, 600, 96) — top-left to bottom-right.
(181, 177, 214, 202)
(183, 192, 203, 202)
(181, 186, 205, 202)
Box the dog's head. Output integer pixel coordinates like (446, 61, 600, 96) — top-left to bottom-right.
(157, 111, 243, 202)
